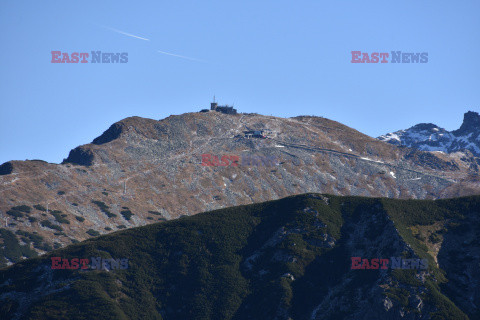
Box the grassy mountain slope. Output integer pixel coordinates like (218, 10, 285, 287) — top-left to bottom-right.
(1, 112, 480, 267)
(1, 194, 479, 319)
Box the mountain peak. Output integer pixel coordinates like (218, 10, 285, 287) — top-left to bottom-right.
(379, 110, 480, 157)
(455, 111, 480, 135)
(3, 110, 480, 273)
(410, 123, 444, 132)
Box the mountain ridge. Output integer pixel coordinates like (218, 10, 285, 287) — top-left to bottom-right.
(0, 110, 479, 268)
(378, 111, 480, 156)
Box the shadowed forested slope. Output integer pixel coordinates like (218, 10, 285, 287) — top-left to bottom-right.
(1, 194, 479, 320)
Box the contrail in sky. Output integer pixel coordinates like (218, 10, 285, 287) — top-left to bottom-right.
(95, 23, 205, 62)
(100, 25, 150, 41)
(157, 50, 206, 63)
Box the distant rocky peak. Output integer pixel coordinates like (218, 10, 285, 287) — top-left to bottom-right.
(378, 110, 480, 157)
(454, 111, 480, 135)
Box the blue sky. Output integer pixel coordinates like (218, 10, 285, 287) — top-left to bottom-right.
(1, 0, 479, 164)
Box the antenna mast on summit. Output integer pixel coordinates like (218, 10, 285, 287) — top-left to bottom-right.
(213, 95, 216, 103)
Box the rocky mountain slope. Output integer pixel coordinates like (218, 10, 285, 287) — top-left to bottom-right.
(378, 111, 480, 157)
(1, 111, 479, 267)
(1, 193, 478, 319)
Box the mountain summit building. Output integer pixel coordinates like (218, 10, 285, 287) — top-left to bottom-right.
(200, 97, 237, 115)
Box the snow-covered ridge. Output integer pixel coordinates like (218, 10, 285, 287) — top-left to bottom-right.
(378, 111, 480, 156)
